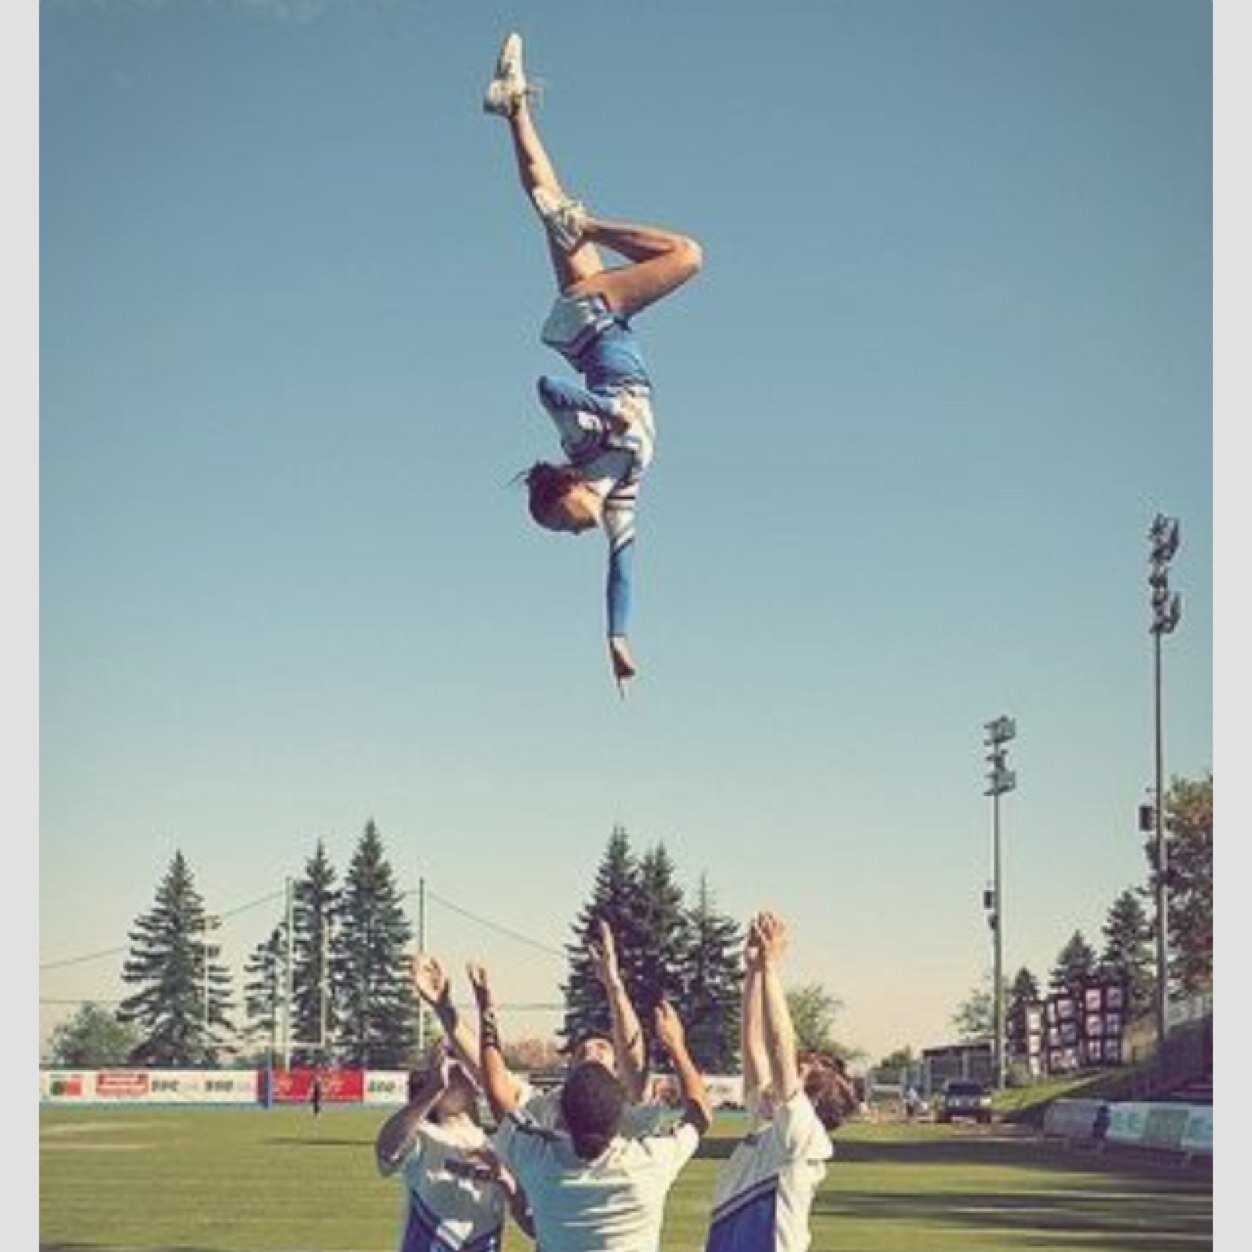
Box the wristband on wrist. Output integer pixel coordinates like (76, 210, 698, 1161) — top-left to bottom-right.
(480, 1009, 502, 1052)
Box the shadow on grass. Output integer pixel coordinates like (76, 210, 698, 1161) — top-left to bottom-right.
(837, 1128, 1211, 1188)
(812, 1129, 1212, 1252)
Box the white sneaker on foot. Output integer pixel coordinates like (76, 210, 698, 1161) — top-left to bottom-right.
(483, 32, 530, 116)
(532, 186, 589, 252)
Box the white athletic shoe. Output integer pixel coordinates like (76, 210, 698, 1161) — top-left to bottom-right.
(532, 186, 589, 252)
(483, 32, 530, 117)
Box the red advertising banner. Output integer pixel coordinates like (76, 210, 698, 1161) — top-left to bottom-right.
(267, 1068, 366, 1104)
(95, 1071, 152, 1099)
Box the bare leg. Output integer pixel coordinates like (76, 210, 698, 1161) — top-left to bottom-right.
(502, 100, 702, 317)
(572, 218, 702, 320)
(504, 99, 605, 292)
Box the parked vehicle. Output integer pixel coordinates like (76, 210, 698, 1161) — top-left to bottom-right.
(936, 1079, 993, 1124)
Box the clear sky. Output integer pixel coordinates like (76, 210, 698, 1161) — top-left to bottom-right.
(34, 0, 1221, 1066)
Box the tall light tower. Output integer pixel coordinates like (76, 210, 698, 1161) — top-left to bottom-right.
(1147, 513, 1182, 1050)
(983, 715, 1017, 1090)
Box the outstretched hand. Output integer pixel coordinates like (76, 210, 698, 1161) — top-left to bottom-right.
(466, 961, 494, 1011)
(413, 953, 450, 1006)
(753, 912, 789, 964)
(609, 638, 637, 695)
(588, 919, 622, 988)
(653, 998, 687, 1057)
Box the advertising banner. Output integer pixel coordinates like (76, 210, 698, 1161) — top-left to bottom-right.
(268, 1068, 366, 1104)
(95, 1070, 151, 1099)
(41, 1071, 94, 1102)
(363, 1070, 411, 1105)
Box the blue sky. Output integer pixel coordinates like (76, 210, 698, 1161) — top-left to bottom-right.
(31, 0, 1223, 1065)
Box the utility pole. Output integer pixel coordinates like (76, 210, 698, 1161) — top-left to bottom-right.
(983, 715, 1017, 1090)
(319, 900, 332, 1062)
(1147, 513, 1182, 1050)
(283, 876, 295, 1070)
(415, 876, 427, 1055)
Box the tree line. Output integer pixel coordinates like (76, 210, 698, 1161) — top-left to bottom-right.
(46, 823, 769, 1072)
(943, 772, 1213, 1058)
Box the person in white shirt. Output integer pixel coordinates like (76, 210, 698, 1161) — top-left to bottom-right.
(413, 920, 671, 1135)
(469, 961, 711, 1252)
(375, 1043, 533, 1252)
(704, 912, 858, 1252)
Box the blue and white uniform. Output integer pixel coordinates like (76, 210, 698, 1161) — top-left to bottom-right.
(390, 1118, 507, 1252)
(493, 1107, 699, 1252)
(539, 292, 656, 641)
(704, 1092, 834, 1252)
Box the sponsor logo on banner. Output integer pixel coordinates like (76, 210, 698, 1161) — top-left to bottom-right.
(364, 1071, 411, 1104)
(270, 1068, 366, 1104)
(43, 1072, 89, 1100)
(96, 1071, 151, 1098)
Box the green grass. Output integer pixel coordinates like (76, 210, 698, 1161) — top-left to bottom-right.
(39, 1106, 1213, 1252)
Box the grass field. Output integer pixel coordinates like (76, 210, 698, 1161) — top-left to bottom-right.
(39, 1106, 1213, 1252)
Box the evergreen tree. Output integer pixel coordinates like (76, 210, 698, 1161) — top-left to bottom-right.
(1048, 931, 1097, 998)
(242, 924, 287, 1062)
(291, 840, 340, 1064)
(332, 821, 418, 1067)
(117, 851, 234, 1065)
(1099, 889, 1154, 1017)
(1005, 966, 1042, 1060)
(679, 876, 742, 1072)
(561, 826, 647, 1048)
(633, 843, 691, 1056)
(1159, 773, 1213, 995)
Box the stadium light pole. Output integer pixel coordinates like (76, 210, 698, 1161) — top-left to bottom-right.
(1147, 513, 1182, 1052)
(983, 716, 1017, 1090)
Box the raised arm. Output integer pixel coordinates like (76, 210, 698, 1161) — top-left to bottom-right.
(588, 919, 647, 1100)
(740, 920, 770, 1109)
(374, 1043, 452, 1176)
(653, 999, 712, 1135)
(467, 962, 522, 1123)
(414, 954, 483, 1085)
(755, 912, 801, 1103)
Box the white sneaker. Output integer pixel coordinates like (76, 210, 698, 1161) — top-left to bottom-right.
(532, 186, 589, 252)
(483, 32, 530, 116)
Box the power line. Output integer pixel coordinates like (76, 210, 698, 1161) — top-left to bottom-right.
(424, 885, 566, 959)
(39, 886, 287, 971)
(40, 874, 567, 973)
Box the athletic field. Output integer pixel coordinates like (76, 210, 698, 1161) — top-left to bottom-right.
(39, 1106, 1213, 1251)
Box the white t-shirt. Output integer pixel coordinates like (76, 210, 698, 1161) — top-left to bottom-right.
(392, 1117, 507, 1252)
(705, 1091, 834, 1252)
(493, 1109, 700, 1252)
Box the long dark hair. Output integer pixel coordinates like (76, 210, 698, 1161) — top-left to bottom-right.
(517, 461, 584, 531)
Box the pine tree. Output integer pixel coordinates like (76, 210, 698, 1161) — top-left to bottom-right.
(242, 924, 287, 1063)
(332, 820, 418, 1067)
(1005, 966, 1042, 1059)
(561, 825, 647, 1048)
(1048, 931, 1097, 998)
(1099, 889, 1154, 1017)
(633, 843, 691, 1055)
(118, 851, 234, 1065)
(679, 876, 742, 1072)
(291, 840, 340, 1064)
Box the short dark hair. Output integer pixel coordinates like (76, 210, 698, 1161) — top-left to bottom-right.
(560, 1029, 615, 1057)
(560, 1061, 625, 1159)
(521, 461, 584, 531)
